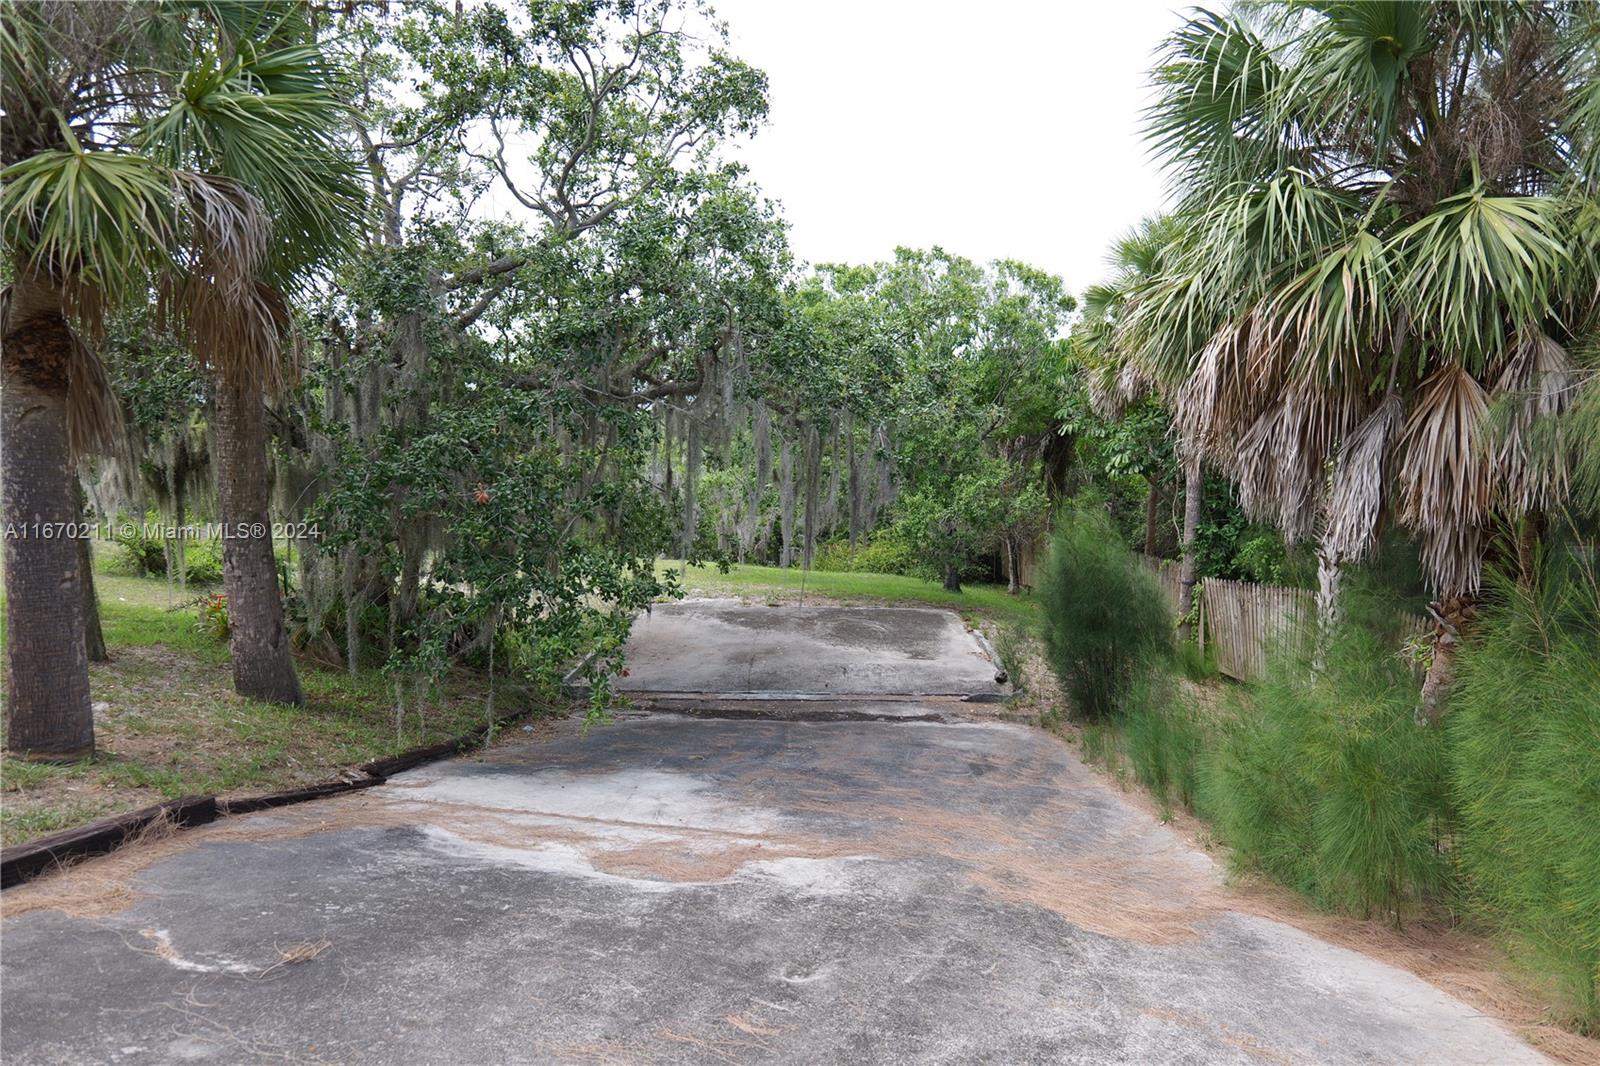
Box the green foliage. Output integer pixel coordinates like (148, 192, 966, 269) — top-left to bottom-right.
(194, 593, 230, 642)
(108, 523, 222, 584)
(1038, 503, 1174, 719)
(812, 531, 924, 578)
(111, 524, 168, 577)
(1122, 672, 1205, 816)
(1449, 558, 1600, 1032)
(1198, 590, 1450, 920)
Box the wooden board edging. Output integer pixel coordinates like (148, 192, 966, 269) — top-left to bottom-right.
(2, 706, 549, 890)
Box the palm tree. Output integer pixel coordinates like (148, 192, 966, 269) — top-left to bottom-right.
(1118, 1, 1599, 721)
(1, 2, 356, 754)
(1074, 217, 1210, 639)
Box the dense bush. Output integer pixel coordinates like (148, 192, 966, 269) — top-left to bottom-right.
(1198, 591, 1450, 920)
(1039, 505, 1173, 719)
(812, 531, 928, 579)
(111, 519, 168, 576)
(110, 516, 223, 584)
(1449, 562, 1600, 1033)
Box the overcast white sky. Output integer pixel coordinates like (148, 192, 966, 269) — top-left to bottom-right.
(710, 0, 1188, 297)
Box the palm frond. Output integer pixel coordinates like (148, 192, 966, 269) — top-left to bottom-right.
(1323, 391, 1402, 562)
(1147, 8, 1295, 187)
(1397, 366, 1492, 596)
(1488, 329, 1577, 515)
(1390, 185, 1569, 369)
(138, 37, 363, 289)
(0, 141, 179, 331)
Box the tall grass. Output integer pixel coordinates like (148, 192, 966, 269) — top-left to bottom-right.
(1449, 555, 1600, 1033)
(1038, 505, 1173, 719)
(1122, 672, 1205, 815)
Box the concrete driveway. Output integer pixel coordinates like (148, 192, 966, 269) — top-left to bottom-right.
(0, 601, 1545, 1065)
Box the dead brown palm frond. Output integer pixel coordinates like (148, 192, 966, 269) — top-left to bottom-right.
(1176, 321, 1264, 463)
(174, 171, 271, 304)
(64, 326, 124, 461)
(1398, 366, 1493, 596)
(174, 277, 292, 396)
(1323, 392, 1402, 563)
(1117, 359, 1149, 404)
(1232, 392, 1333, 545)
(1488, 329, 1577, 515)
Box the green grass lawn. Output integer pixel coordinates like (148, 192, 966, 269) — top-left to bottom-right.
(0, 546, 538, 847)
(659, 560, 1044, 631)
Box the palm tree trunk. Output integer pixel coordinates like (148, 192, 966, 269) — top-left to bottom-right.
(1417, 595, 1473, 726)
(2, 274, 94, 759)
(212, 376, 303, 705)
(1143, 479, 1161, 556)
(1177, 459, 1202, 641)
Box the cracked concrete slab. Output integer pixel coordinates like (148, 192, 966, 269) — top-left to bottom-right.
(0, 716, 1546, 1065)
(614, 600, 1004, 699)
(0, 604, 1549, 1064)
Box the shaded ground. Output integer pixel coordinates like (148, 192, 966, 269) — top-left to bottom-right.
(0, 601, 1550, 1065)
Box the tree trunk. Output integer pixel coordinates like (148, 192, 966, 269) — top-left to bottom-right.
(1142, 479, 1161, 557)
(778, 432, 795, 569)
(213, 376, 303, 705)
(76, 480, 107, 663)
(1516, 512, 1542, 589)
(1417, 595, 1473, 726)
(802, 423, 821, 569)
(1177, 459, 1202, 642)
(1313, 543, 1343, 673)
(942, 563, 962, 593)
(2, 273, 94, 759)
(1005, 535, 1021, 595)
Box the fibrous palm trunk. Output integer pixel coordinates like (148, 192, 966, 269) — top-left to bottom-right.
(2, 272, 94, 758)
(1177, 459, 1202, 641)
(1143, 479, 1162, 557)
(212, 375, 303, 705)
(1417, 595, 1474, 726)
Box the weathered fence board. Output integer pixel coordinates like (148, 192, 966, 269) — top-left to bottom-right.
(1199, 579, 1313, 681)
(1136, 554, 1183, 614)
(1135, 554, 1430, 683)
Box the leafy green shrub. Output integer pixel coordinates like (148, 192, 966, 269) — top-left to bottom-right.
(812, 531, 927, 578)
(1198, 590, 1449, 920)
(1038, 504, 1173, 719)
(112, 518, 168, 576)
(110, 517, 224, 584)
(182, 539, 224, 584)
(1449, 562, 1600, 1033)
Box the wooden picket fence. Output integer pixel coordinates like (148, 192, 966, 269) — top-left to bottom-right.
(1198, 578, 1315, 681)
(1136, 554, 1429, 682)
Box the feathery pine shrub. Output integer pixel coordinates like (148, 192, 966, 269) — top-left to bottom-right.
(1122, 672, 1206, 815)
(1449, 559, 1600, 1033)
(1039, 505, 1173, 719)
(1199, 587, 1450, 921)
